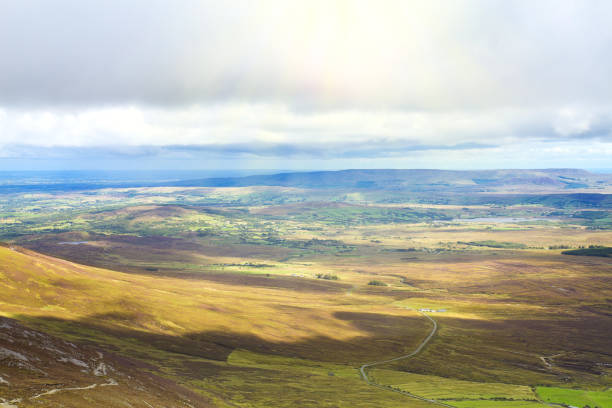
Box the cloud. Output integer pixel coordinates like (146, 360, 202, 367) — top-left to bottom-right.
(0, 1, 611, 168)
(3, 139, 612, 172)
(0, 103, 611, 163)
(0, 0, 611, 110)
(1, 141, 497, 162)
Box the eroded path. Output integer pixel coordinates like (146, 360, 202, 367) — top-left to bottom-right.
(30, 378, 118, 400)
(359, 312, 455, 407)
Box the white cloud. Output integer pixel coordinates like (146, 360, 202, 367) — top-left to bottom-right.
(0, 1, 611, 167)
(0, 103, 610, 155)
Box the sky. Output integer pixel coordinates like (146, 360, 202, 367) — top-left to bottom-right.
(1, 0, 612, 171)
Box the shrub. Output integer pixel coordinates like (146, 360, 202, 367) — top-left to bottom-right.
(316, 273, 338, 280)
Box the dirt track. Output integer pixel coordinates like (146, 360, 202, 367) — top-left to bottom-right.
(359, 312, 456, 407)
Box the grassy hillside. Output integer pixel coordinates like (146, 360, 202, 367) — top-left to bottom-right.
(1, 173, 611, 407)
(2, 224, 611, 407)
(0, 245, 436, 407)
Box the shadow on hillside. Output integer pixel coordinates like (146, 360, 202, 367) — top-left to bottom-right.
(15, 311, 432, 364)
(11, 309, 612, 386)
(15, 308, 612, 364)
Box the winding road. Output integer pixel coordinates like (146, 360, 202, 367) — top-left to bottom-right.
(359, 312, 456, 408)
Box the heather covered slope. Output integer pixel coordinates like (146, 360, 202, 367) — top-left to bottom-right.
(0, 245, 436, 407)
(2, 228, 611, 407)
(0, 317, 211, 408)
(1, 177, 611, 407)
(0, 246, 216, 407)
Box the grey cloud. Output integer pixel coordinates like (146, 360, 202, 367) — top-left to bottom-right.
(0, 0, 612, 110)
(2, 141, 497, 160)
(166, 142, 498, 158)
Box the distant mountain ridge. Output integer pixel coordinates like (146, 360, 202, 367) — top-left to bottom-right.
(2, 169, 611, 194)
(171, 168, 612, 192)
